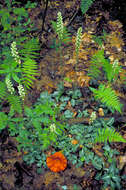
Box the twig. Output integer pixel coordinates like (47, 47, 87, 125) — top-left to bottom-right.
(66, 8, 80, 28)
(41, 0, 49, 33)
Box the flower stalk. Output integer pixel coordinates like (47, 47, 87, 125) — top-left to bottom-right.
(56, 12, 64, 67)
(75, 27, 82, 70)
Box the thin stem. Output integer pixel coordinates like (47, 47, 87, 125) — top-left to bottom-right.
(41, 0, 49, 32)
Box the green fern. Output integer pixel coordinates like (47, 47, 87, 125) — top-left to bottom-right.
(103, 59, 121, 83)
(80, 0, 95, 15)
(90, 84, 122, 113)
(22, 58, 39, 89)
(95, 127, 126, 143)
(19, 38, 40, 60)
(88, 50, 105, 79)
(0, 112, 8, 130)
(0, 81, 7, 99)
(88, 50, 121, 83)
(7, 94, 22, 115)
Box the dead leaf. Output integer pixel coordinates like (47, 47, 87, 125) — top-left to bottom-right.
(108, 20, 123, 29)
(66, 58, 76, 65)
(117, 155, 126, 170)
(77, 75, 90, 87)
(107, 32, 124, 49)
(64, 80, 72, 88)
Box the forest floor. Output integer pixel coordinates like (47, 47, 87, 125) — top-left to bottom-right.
(1, 0, 126, 190)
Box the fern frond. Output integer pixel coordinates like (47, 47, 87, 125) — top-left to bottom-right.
(80, 0, 94, 15)
(19, 38, 40, 60)
(102, 58, 113, 82)
(22, 58, 39, 88)
(90, 84, 122, 113)
(88, 50, 105, 79)
(103, 59, 121, 83)
(7, 94, 22, 114)
(95, 127, 126, 143)
(0, 81, 7, 99)
(88, 49, 121, 82)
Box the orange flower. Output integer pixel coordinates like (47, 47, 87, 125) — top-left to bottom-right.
(46, 152, 67, 172)
(71, 139, 78, 145)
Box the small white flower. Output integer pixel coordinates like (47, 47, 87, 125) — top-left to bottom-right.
(49, 123, 56, 132)
(89, 111, 96, 124)
(18, 84, 25, 100)
(57, 12, 63, 41)
(11, 41, 21, 64)
(112, 59, 118, 69)
(5, 78, 14, 94)
(75, 27, 82, 55)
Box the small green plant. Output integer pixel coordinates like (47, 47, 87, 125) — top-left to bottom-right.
(0, 111, 23, 133)
(95, 143, 121, 190)
(57, 12, 64, 42)
(96, 161, 121, 190)
(75, 27, 82, 67)
(51, 12, 71, 67)
(56, 11, 64, 65)
(11, 91, 65, 167)
(88, 49, 122, 113)
(0, 40, 39, 89)
(0, 40, 39, 115)
(103, 59, 121, 84)
(88, 50, 121, 83)
(0, 1, 40, 115)
(51, 12, 71, 47)
(0, 80, 23, 115)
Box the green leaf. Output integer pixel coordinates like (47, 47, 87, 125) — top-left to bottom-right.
(81, 0, 94, 14)
(24, 106, 33, 117)
(0, 82, 7, 99)
(0, 9, 11, 31)
(64, 110, 73, 118)
(12, 73, 21, 83)
(13, 8, 28, 17)
(0, 112, 8, 130)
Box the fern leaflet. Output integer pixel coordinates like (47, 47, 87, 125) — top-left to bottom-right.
(80, 0, 95, 15)
(0, 81, 7, 99)
(7, 94, 22, 114)
(90, 84, 122, 113)
(0, 112, 8, 130)
(95, 127, 126, 143)
(22, 58, 39, 88)
(19, 38, 40, 60)
(88, 50, 105, 79)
